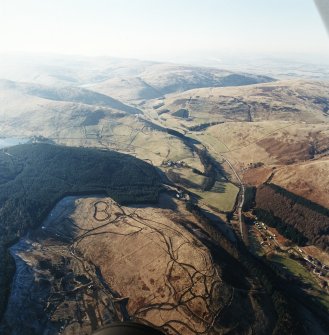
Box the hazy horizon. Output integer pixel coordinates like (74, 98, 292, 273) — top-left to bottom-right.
(1, 0, 328, 65)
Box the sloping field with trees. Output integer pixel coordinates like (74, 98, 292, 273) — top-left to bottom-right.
(255, 183, 329, 251)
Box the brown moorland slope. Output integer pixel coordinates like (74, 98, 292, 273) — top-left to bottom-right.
(271, 158, 329, 208)
(4, 195, 278, 335)
(155, 80, 329, 124)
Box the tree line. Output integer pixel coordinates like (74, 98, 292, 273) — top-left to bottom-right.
(255, 183, 329, 251)
(0, 143, 160, 320)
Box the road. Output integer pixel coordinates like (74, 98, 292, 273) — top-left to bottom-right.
(218, 154, 247, 244)
(202, 140, 247, 244)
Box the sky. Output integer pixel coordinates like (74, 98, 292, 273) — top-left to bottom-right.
(0, 0, 328, 62)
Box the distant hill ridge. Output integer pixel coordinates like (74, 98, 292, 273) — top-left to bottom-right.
(88, 63, 274, 101)
(0, 79, 140, 114)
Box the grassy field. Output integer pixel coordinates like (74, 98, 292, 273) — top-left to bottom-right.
(192, 133, 229, 153)
(191, 181, 239, 212)
(178, 168, 207, 187)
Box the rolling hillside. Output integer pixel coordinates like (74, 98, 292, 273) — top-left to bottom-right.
(0, 79, 141, 138)
(0, 56, 328, 335)
(154, 80, 329, 123)
(89, 63, 274, 101)
(0, 79, 140, 114)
